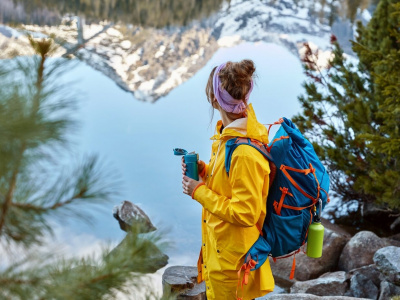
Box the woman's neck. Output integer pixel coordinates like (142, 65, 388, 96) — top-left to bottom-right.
(215, 102, 246, 129)
(220, 113, 234, 128)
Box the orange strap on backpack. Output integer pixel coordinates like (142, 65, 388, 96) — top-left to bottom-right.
(236, 256, 257, 300)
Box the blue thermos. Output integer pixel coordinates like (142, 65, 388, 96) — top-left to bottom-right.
(173, 148, 199, 180)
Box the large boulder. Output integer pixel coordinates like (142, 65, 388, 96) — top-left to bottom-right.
(348, 264, 381, 287)
(348, 273, 379, 299)
(113, 200, 156, 233)
(270, 219, 350, 287)
(162, 266, 205, 300)
(373, 246, 400, 285)
(267, 293, 370, 300)
(378, 281, 400, 300)
(290, 271, 348, 296)
(338, 231, 386, 272)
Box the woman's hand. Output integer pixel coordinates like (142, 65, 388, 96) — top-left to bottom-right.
(181, 156, 186, 175)
(182, 175, 202, 196)
(181, 157, 204, 196)
(182, 157, 205, 176)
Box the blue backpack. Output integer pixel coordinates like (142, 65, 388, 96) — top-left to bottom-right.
(225, 118, 330, 285)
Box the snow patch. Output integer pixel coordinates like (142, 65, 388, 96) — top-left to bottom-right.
(298, 41, 334, 69)
(218, 35, 242, 47)
(154, 65, 188, 95)
(120, 40, 132, 49)
(361, 9, 372, 22)
(106, 27, 123, 38)
(154, 45, 166, 58)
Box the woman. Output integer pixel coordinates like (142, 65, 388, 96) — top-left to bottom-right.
(182, 59, 275, 300)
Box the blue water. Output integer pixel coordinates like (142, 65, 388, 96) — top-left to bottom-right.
(58, 42, 305, 268)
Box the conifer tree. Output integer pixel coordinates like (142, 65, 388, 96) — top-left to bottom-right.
(0, 37, 170, 299)
(293, 0, 400, 210)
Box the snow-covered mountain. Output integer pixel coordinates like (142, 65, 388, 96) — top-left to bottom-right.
(0, 0, 372, 102)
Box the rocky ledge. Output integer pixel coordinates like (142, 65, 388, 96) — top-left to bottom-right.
(109, 200, 169, 273)
(163, 219, 400, 299)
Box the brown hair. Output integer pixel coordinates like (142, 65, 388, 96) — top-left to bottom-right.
(205, 59, 256, 120)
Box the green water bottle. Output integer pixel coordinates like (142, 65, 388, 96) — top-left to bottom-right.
(307, 199, 324, 258)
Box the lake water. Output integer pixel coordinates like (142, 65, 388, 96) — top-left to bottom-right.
(48, 41, 305, 296)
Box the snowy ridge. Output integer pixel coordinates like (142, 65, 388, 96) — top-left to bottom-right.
(1, 20, 218, 102)
(0, 0, 372, 102)
(214, 0, 334, 55)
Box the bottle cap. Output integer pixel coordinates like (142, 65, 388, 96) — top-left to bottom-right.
(173, 148, 188, 156)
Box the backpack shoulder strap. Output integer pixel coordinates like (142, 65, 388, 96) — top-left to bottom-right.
(225, 137, 276, 186)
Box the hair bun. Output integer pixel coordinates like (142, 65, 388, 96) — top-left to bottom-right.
(218, 59, 256, 101)
(238, 59, 256, 79)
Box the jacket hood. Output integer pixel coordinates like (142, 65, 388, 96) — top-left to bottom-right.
(210, 103, 270, 144)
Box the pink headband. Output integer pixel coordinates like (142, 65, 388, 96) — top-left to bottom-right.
(212, 63, 253, 114)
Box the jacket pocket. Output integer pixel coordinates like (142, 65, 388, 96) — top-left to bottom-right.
(216, 247, 241, 265)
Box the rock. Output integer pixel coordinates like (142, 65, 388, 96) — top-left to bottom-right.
(338, 231, 386, 272)
(113, 200, 156, 233)
(348, 264, 381, 287)
(390, 217, 400, 233)
(162, 266, 205, 299)
(378, 281, 400, 300)
(348, 273, 379, 299)
(290, 271, 348, 296)
(268, 293, 371, 300)
(373, 246, 400, 285)
(270, 220, 350, 287)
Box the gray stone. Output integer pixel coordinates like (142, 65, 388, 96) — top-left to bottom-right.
(373, 246, 400, 285)
(270, 220, 350, 287)
(268, 293, 371, 300)
(162, 266, 205, 300)
(378, 281, 400, 300)
(338, 231, 386, 272)
(290, 271, 348, 296)
(349, 273, 378, 299)
(113, 200, 156, 233)
(349, 264, 381, 287)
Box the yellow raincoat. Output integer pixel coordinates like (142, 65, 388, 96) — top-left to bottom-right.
(192, 104, 275, 300)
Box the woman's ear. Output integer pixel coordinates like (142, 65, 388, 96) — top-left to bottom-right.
(212, 98, 219, 109)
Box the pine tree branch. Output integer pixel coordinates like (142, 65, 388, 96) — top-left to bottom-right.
(11, 189, 88, 212)
(0, 45, 49, 235)
(0, 278, 38, 285)
(0, 142, 26, 235)
(84, 274, 112, 286)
